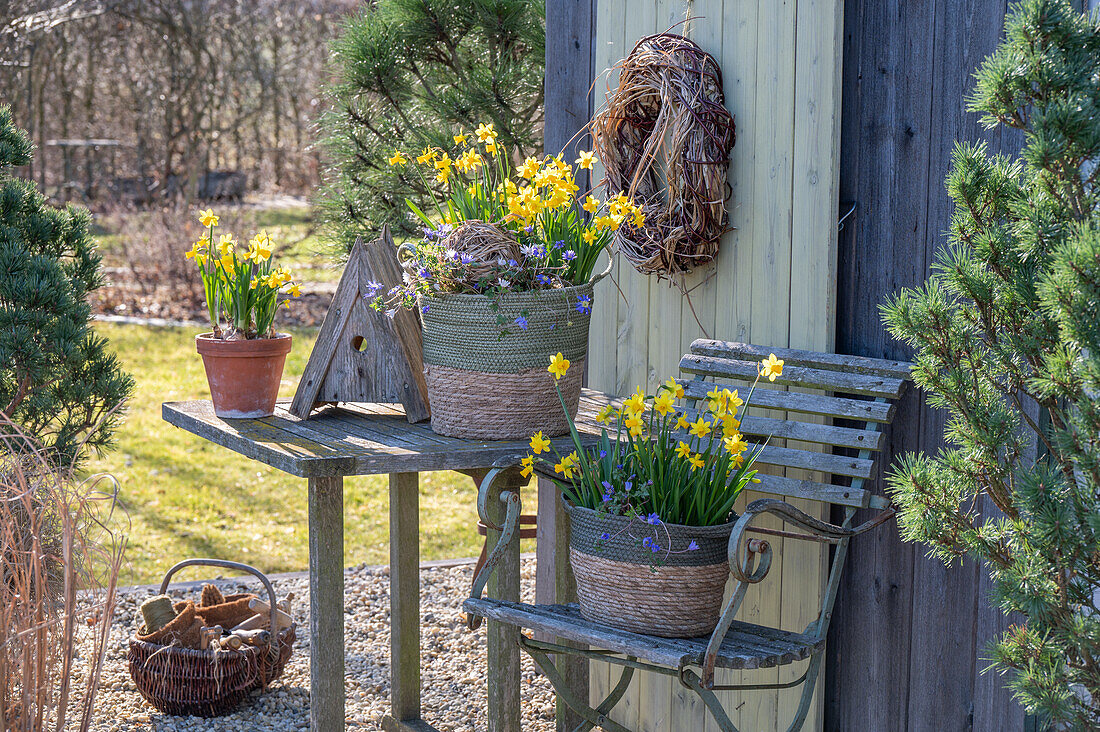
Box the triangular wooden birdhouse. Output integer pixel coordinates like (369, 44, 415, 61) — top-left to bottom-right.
(290, 227, 430, 422)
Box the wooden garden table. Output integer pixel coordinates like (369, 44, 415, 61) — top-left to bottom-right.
(162, 395, 608, 732)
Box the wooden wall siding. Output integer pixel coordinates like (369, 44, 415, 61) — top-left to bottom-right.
(584, 0, 844, 729)
(827, 0, 1026, 730)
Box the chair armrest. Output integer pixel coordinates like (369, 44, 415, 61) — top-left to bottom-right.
(467, 462, 523, 630)
(701, 498, 895, 687)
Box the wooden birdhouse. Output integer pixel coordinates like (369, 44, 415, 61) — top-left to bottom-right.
(289, 227, 430, 422)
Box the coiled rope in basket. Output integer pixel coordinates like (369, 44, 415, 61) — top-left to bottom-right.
(593, 32, 736, 277)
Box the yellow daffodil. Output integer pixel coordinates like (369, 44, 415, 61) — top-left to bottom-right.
(721, 414, 741, 438)
(724, 433, 749, 455)
(416, 148, 436, 164)
(675, 414, 690, 430)
(476, 122, 496, 142)
(520, 454, 534, 478)
(624, 413, 645, 437)
(689, 417, 712, 438)
(250, 276, 259, 289)
(688, 453, 705, 471)
(582, 228, 597, 245)
(575, 150, 596, 169)
(653, 391, 676, 416)
(548, 352, 570, 380)
(554, 451, 578, 479)
(582, 196, 600, 213)
(185, 241, 206, 261)
(632, 209, 646, 228)
(675, 440, 692, 459)
(663, 377, 685, 399)
(388, 150, 407, 166)
(247, 239, 272, 264)
(727, 389, 744, 410)
(436, 169, 451, 184)
(288, 283, 302, 298)
(453, 133, 468, 146)
(623, 389, 646, 415)
(760, 353, 784, 381)
(596, 405, 615, 424)
(485, 140, 498, 156)
(529, 431, 551, 455)
(217, 234, 234, 258)
(594, 214, 615, 231)
(707, 386, 728, 415)
(199, 209, 218, 227)
(518, 157, 540, 179)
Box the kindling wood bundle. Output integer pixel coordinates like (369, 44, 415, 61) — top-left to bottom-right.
(593, 32, 735, 277)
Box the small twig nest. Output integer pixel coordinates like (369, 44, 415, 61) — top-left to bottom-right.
(442, 220, 521, 282)
(593, 33, 736, 277)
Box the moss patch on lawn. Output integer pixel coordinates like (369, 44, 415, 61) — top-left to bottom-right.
(88, 322, 523, 586)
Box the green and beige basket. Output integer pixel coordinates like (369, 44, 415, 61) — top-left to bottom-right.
(565, 499, 736, 638)
(420, 279, 598, 440)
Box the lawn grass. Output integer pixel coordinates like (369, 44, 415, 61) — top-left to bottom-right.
(88, 322, 521, 586)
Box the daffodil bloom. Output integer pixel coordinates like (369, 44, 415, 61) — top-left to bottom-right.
(453, 133, 468, 146)
(520, 454, 534, 478)
(594, 214, 615, 231)
(216, 233, 234, 257)
(653, 391, 676, 416)
(416, 148, 436, 164)
(727, 389, 744, 410)
(663, 377, 685, 399)
(250, 276, 259, 289)
(288, 283, 302, 298)
(388, 150, 407, 166)
(724, 433, 748, 455)
(688, 453, 705, 471)
(582, 196, 600, 213)
(199, 209, 218, 227)
(689, 417, 712, 438)
(185, 241, 206, 261)
(575, 150, 596, 169)
(623, 389, 646, 414)
(632, 210, 646, 228)
(760, 353, 784, 381)
(596, 405, 615, 424)
(529, 431, 551, 455)
(247, 241, 272, 264)
(548, 352, 570, 380)
(476, 122, 496, 142)
(518, 157, 540, 179)
(721, 414, 741, 438)
(675, 414, 690, 430)
(624, 413, 645, 437)
(582, 228, 597, 244)
(675, 440, 692, 459)
(554, 451, 578, 479)
(485, 140, 498, 156)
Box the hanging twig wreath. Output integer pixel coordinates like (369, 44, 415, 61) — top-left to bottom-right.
(593, 33, 735, 277)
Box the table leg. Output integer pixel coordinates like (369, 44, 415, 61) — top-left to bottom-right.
(485, 469, 523, 732)
(385, 472, 422, 729)
(308, 476, 345, 732)
(536, 476, 588, 731)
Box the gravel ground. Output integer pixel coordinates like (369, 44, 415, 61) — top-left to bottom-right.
(77, 561, 555, 731)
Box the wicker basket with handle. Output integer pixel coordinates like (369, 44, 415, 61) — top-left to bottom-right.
(128, 559, 296, 717)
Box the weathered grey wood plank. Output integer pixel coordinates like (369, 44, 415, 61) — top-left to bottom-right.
(690, 339, 914, 380)
(462, 600, 824, 671)
(388, 473, 421, 724)
(680, 353, 907, 398)
(676, 404, 884, 451)
(753, 473, 871, 509)
(534, 476, 587, 731)
(308, 476, 344, 732)
(484, 470, 524, 732)
(677, 380, 896, 422)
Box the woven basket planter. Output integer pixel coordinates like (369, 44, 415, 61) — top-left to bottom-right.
(565, 499, 735, 638)
(420, 282, 592, 439)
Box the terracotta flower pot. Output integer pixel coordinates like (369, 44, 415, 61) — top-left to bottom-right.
(196, 333, 292, 419)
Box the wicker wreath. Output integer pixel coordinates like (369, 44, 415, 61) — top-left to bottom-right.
(593, 33, 735, 277)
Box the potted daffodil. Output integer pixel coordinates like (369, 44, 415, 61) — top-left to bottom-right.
(185, 209, 303, 418)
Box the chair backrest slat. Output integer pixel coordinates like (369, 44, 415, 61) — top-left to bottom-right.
(680, 353, 906, 399)
(680, 379, 896, 423)
(678, 407, 884, 451)
(690, 339, 914, 380)
(677, 340, 913, 509)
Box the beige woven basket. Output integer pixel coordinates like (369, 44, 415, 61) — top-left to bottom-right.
(420, 282, 593, 440)
(565, 500, 735, 638)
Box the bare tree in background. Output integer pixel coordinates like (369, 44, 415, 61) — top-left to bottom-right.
(0, 0, 354, 200)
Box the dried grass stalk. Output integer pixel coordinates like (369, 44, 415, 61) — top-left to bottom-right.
(593, 32, 736, 277)
(0, 420, 125, 732)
